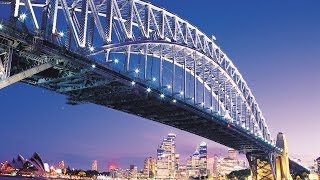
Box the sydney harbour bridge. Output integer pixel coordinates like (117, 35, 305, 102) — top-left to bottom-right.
(0, 0, 309, 179)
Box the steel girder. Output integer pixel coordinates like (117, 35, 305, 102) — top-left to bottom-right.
(247, 153, 277, 180)
(0, 0, 272, 144)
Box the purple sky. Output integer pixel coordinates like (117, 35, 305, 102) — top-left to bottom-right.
(1, 0, 320, 170)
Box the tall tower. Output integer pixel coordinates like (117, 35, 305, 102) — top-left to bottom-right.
(92, 160, 98, 171)
(156, 133, 178, 179)
(199, 142, 208, 176)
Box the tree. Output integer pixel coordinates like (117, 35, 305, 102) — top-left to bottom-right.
(78, 171, 86, 177)
(227, 169, 251, 180)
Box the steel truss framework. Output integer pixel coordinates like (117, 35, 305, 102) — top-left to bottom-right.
(0, 0, 310, 178)
(247, 153, 277, 180)
(1, 0, 273, 143)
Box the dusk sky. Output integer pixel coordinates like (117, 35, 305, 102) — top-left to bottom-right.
(1, 0, 320, 171)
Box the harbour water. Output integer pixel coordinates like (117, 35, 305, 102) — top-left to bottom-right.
(0, 178, 65, 180)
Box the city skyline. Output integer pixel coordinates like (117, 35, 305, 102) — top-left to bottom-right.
(0, 131, 235, 171)
(1, 0, 320, 171)
(0, 133, 253, 179)
(0, 133, 246, 175)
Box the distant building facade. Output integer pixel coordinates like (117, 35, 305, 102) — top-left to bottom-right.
(214, 149, 247, 176)
(129, 165, 138, 179)
(316, 157, 320, 173)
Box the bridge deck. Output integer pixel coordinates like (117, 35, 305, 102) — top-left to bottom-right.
(31, 43, 271, 154)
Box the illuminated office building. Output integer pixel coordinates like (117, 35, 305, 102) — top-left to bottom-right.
(186, 142, 208, 178)
(156, 133, 179, 179)
(198, 142, 208, 176)
(215, 149, 247, 176)
(144, 157, 156, 178)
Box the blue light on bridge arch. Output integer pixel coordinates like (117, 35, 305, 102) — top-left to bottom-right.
(58, 31, 64, 37)
(19, 13, 27, 22)
(152, 77, 157, 82)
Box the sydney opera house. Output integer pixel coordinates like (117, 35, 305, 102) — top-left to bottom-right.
(0, 152, 49, 176)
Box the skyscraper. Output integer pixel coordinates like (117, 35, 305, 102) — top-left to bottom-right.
(144, 157, 156, 178)
(186, 142, 208, 178)
(187, 150, 200, 178)
(198, 142, 208, 176)
(156, 133, 179, 179)
(92, 160, 98, 171)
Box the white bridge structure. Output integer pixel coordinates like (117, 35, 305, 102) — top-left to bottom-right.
(0, 0, 309, 179)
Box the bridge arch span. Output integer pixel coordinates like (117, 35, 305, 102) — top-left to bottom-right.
(0, 0, 272, 148)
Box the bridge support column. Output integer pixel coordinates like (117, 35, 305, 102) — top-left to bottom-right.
(0, 62, 52, 89)
(275, 132, 292, 180)
(247, 132, 292, 180)
(0, 48, 13, 80)
(247, 153, 276, 180)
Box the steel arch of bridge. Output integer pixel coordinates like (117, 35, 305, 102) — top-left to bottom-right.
(0, 0, 275, 148)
